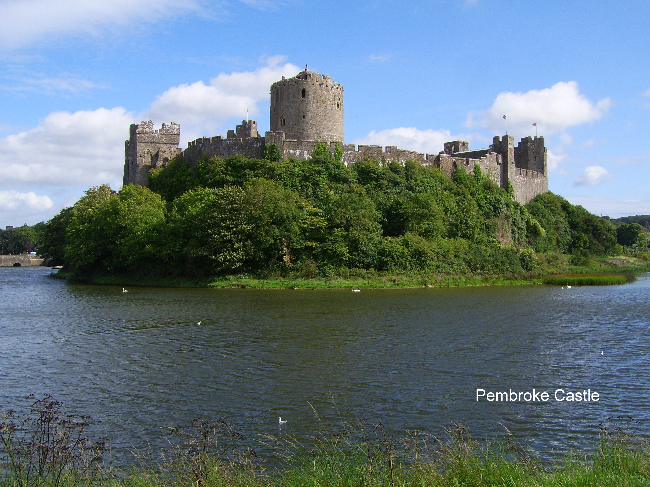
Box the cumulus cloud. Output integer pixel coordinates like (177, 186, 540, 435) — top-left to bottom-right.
(0, 190, 53, 211)
(0, 107, 134, 190)
(143, 57, 301, 142)
(353, 127, 469, 154)
(467, 81, 612, 135)
(0, 190, 55, 227)
(546, 148, 566, 172)
(0, 58, 301, 198)
(573, 165, 612, 187)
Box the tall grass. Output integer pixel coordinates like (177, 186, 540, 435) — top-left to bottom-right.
(2, 397, 650, 486)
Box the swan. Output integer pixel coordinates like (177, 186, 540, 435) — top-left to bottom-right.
(122, 288, 128, 293)
(278, 417, 287, 425)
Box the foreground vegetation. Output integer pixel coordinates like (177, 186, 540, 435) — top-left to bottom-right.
(2, 396, 649, 487)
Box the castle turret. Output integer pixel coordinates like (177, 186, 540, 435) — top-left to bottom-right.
(123, 121, 181, 186)
(514, 136, 547, 175)
(269, 70, 344, 144)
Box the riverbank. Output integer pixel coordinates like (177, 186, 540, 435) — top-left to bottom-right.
(1, 403, 648, 487)
(53, 252, 650, 289)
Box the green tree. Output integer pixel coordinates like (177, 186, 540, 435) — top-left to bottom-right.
(40, 208, 73, 265)
(616, 223, 644, 247)
(241, 178, 310, 271)
(263, 143, 282, 162)
(64, 185, 166, 276)
(168, 186, 250, 276)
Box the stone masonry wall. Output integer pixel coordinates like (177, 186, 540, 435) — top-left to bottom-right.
(124, 121, 181, 186)
(270, 70, 344, 143)
(0, 255, 44, 266)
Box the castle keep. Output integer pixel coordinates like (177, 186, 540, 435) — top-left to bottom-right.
(124, 69, 547, 204)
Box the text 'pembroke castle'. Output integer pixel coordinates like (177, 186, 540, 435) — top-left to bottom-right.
(124, 69, 547, 204)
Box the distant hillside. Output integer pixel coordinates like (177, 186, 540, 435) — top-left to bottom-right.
(609, 215, 650, 228)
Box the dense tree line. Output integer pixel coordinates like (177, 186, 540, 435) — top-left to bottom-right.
(0, 224, 44, 255)
(40, 145, 623, 279)
(610, 215, 650, 228)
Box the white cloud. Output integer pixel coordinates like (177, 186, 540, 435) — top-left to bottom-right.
(573, 165, 612, 187)
(353, 127, 469, 154)
(467, 81, 612, 135)
(0, 0, 204, 50)
(546, 148, 565, 171)
(0, 190, 55, 227)
(643, 88, 650, 98)
(143, 57, 300, 142)
(0, 107, 134, 190)
(0, 190, 53, 211)
(0, 58, 302, 199)
(559, 133, 573, 145)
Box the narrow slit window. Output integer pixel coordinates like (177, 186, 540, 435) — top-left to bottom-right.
(302, 88, 306, 98)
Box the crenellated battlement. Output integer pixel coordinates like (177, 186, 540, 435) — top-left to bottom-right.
(124, 121, 181, 186)
(124, 71, 547, 204)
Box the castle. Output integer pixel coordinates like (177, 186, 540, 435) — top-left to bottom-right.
(124, 69, 547, 204)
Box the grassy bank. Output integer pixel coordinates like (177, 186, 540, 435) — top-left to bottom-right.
(1, 399, 649, 487)
(52, 252, 650, 290)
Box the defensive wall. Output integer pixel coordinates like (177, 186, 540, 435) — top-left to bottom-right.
(124, 69, 548, 205)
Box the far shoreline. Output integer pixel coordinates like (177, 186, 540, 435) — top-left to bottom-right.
(50, 253, 649, 290)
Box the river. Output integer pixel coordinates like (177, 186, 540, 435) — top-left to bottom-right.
(1, 266, 648, 463)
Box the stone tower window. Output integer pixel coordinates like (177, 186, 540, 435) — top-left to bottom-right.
(280, 116, 285, 127)
(302, 88, 306, 98)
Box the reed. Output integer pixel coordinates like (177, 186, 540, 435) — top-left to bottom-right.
(2, 398, 650, 486)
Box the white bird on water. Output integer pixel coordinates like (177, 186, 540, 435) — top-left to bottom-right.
(122, 288, 128, 293)
(197, 321, 202, 326)
(352, 289, 360, 293)
(278, 417, 287, 425)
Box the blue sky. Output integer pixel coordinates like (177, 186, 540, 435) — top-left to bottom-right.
(1, 0, 649, 228)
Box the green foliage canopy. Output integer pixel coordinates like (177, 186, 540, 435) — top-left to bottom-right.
(41, 153, 620, 279)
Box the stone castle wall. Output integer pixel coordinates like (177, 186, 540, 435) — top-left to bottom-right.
(182, 120, 265, 164)
(124, 121, 181, 186)
(270, 70, 344, 143)
(124, 70, 547, 205)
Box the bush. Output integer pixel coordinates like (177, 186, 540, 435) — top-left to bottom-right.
(0, 396, 106, 487)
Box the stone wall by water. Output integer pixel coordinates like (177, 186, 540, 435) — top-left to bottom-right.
(0, 255, 44, 266)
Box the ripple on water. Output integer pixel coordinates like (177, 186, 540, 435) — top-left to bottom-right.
(1, 269, 649, 464)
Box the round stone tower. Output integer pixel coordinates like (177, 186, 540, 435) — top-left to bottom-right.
(270, 70, 344, 143)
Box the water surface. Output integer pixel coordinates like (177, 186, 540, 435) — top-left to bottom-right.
(1, 267, 648, 461)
